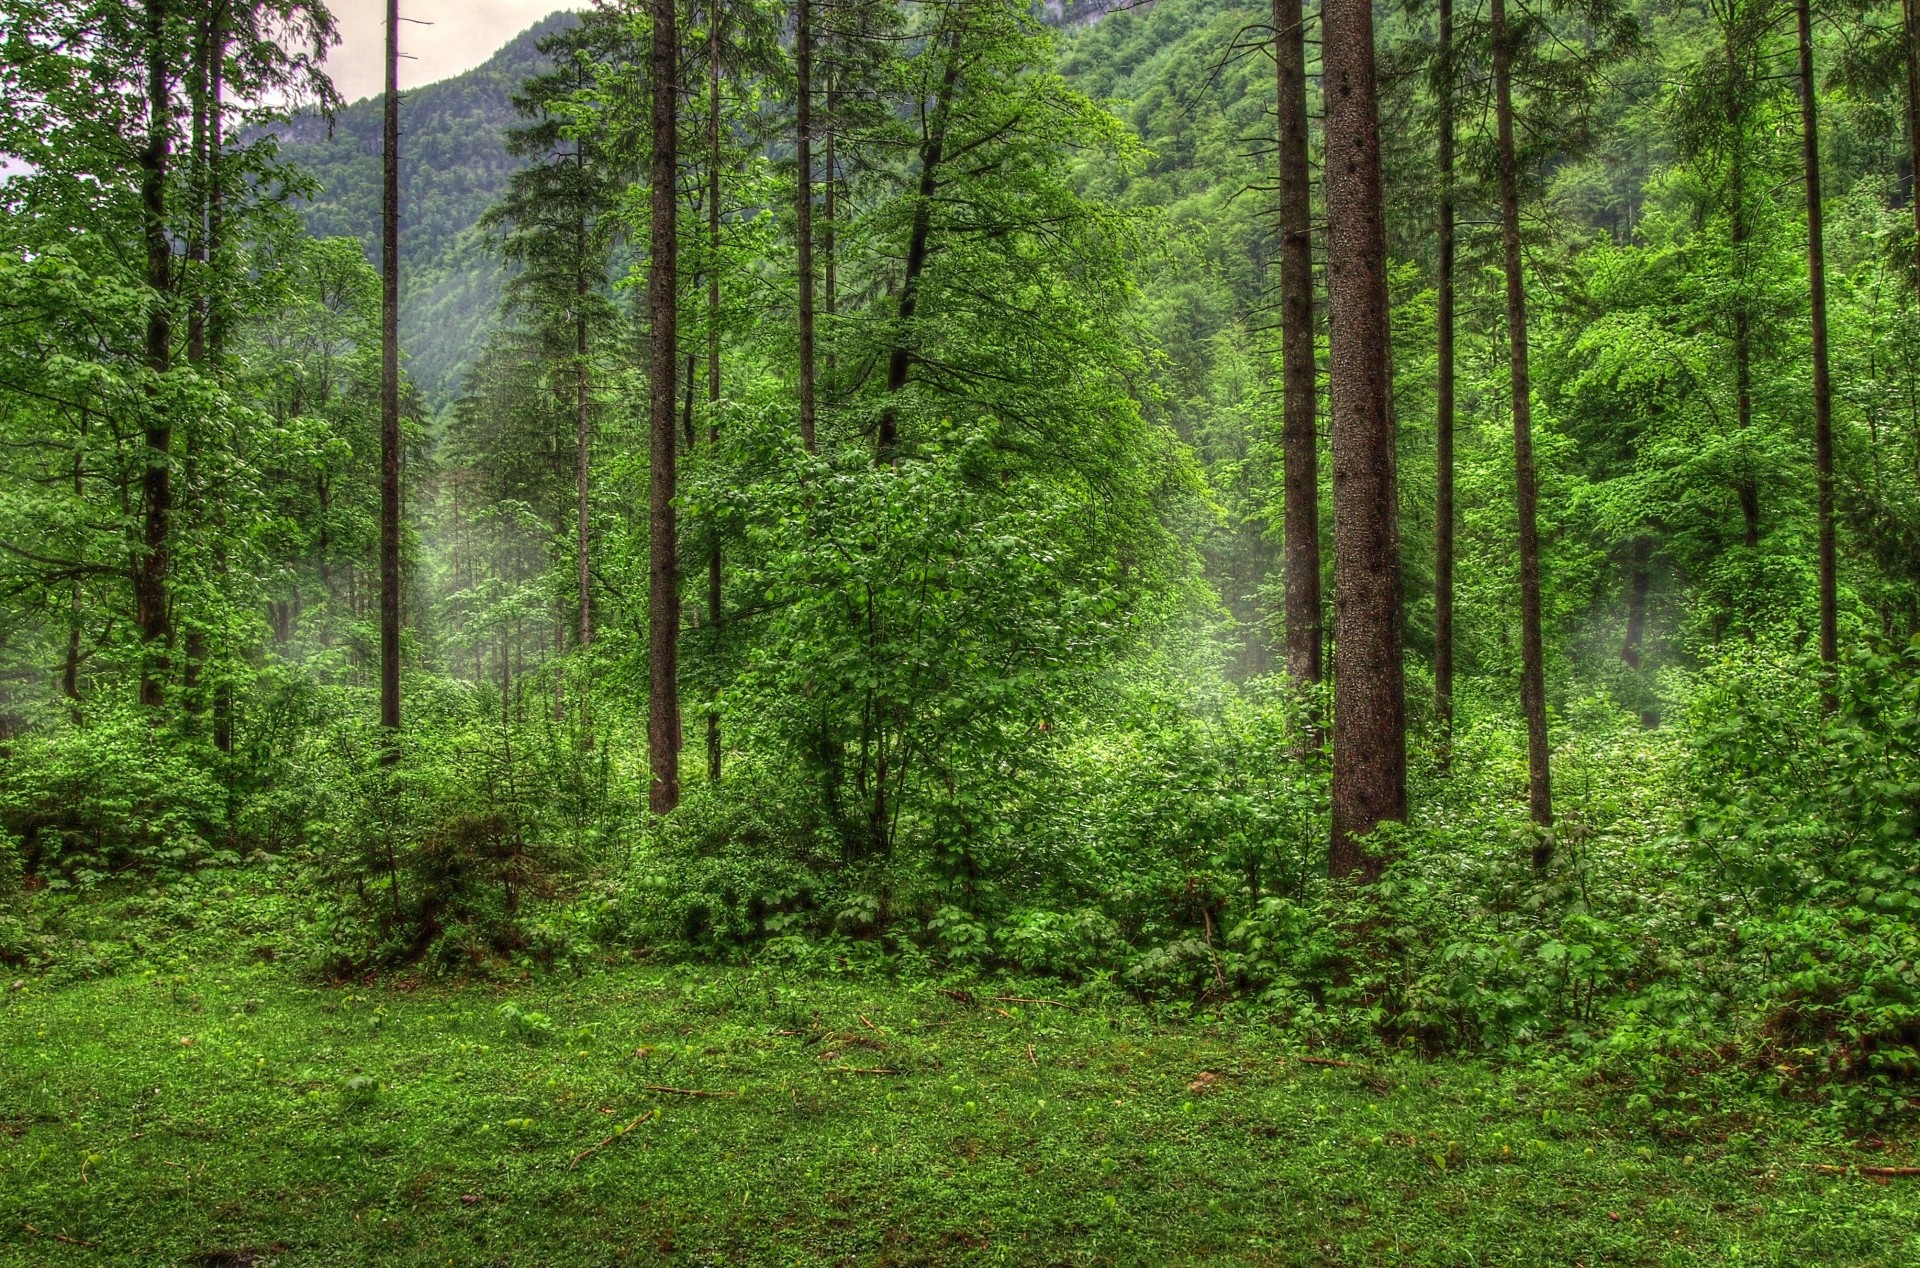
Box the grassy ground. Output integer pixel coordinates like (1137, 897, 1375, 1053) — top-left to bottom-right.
(1, 960, 1916, 1266)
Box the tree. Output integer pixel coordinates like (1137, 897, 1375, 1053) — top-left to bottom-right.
(1433, 0, 1457, 740)
(1488, 0, 1553, 851)
(796, 0, 817, 452)
(1793, 0, 1839, 684)
(1274, 0, 1320, 691)
(380, 0, 402, 749)
(1322, 0, 1407, 881)
(648, 0, 682, 813)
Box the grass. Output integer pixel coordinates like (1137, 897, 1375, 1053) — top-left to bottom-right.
(2, 957, 1917, 1267)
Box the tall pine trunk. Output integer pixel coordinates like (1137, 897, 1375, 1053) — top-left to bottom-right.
(379, 0, 403, 750)
(1434, 0, 1456, 741)
(1905, 0, 1920, 284)
(1794, 0, 1838, 685)
(1275, 0, 1321, 690)
(648, 0, 682, 812)
(1489, 0, 1554, 856)
(136, 0, 173, 713)
(796, 0, 817, 452)
(707, 2, 724, 783)
(1322, 0, 1406, 882)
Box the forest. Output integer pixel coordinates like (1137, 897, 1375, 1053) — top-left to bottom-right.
(2, 0, 1920, 1260)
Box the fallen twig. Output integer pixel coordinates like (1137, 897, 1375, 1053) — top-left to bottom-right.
(567, 1109, 656, 1171)
(994, 994, 1073, 1009)
(1814, 1164, 1920, 1177)
(642, 1085, 737, 1099)
(839, 1067, 901, 1076)
(937, 988, 975, 1005)
(1296, 1057, 1355, 1069)
(859, 1014, 881, 1032)
(1027, 1043, 1038, 1068)
(23, 1224, 97, 1248)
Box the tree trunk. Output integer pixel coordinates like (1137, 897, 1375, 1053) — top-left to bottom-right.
(136, 0, 173, 713)
(878, 32, 962, 464)
(1434, 0, 1456, 742)
(208, 10, 230, 754)
(1490, 0, 1554, 856)
(1905, 0, 1920, 284)
(648, 0, 682, 813)
(379, 0, 403, 752)
(1795, 0, 1838, 688)
(1275, 0, 1321, 689)
(796, 0, 817, 452)
(707, 1, 724, 784)
(1322, 0, 1406, 882)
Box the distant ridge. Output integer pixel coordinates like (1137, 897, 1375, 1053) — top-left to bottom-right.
(274, 11, 579, 406)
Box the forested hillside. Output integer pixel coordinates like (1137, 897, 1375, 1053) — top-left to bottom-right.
(6, 0, 1920, 1256)
(274, 10, 577, 402)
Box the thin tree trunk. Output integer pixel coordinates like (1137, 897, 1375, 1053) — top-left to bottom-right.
(1795, 0, 1838, 689)
(136, 0, 173, 712)
(1905, 0, 1920, 284)
(1322, 0, 1406, 882)
(379, 0, 403, 752)
(1490, 0, 1554, 854)
(1275, 0, 1321, 690)
(208, 8, 230, 754)
(648, 0, 682, 813)
(1434, 0, 1455, 742)
(824, 45, 837, 383)
(707, 1, 724, 784)
(182, 8, 209, 720)
(796, 0, 817, 451)
(65, 415, 85, 715)
(878, 32, 962, 463)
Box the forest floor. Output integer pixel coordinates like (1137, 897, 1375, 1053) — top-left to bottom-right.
(2, 957, 1917, 1266)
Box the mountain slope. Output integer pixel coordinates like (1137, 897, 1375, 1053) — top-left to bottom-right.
(275, 11, 578, 404)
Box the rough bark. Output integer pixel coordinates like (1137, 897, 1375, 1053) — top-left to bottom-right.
(1275, 0, 1321, 689)
(1434, 0, 1456, 741)
(648, 0, 682, 812)
(1490, 0, 1554, 854)
(796, 0, 817, 452)
(707, 1, 723, 784)
(1906, 0, 1920, 284)
(1795, 0, 1838, 687)
(136, 0, 172, 712)
(379, 0, 403, 749)
(1322, 0, 1406, 882)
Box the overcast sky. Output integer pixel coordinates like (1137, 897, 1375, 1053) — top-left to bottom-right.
(323, 1, 573, 102)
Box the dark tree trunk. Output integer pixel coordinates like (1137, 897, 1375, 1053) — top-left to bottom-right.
(1434, 0, 1456, 741)
(1490, 0, 1554, 855)
(1905, 0, 1920, 284)
(1322, 0, 1406, 882)
(878, 35, 961, 464)
(1275, 0, 1321, 690)
(649, 0, 682, 812)
(379, 0, 403, 751)
(707, 1, 724, 784)
(796, 0, 817, 451)
(136, 0, 173, 713)
(182, 9, 209, 721)
(208, 10, 230, 754)
(1795, 0, 1838, 687)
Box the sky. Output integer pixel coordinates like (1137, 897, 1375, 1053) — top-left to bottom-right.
(323, 1, 573, 103)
